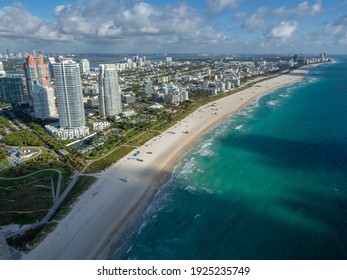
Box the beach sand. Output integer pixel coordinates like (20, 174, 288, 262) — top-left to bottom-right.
(23, 65, 316, 260)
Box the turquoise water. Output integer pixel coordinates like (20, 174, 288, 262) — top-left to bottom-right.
(117, 57, 347, 260)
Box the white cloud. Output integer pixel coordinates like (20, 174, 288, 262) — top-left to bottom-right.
(242, 7, 267, 30)
(54, 1, 227, 43)
(0, 1, 229, 52)
(317, 14, 347, 45)
(265, 21, 298, 39)
(0, 4, 72, 42)
(324, 24, 344, 36)
(338, 32, 347, 44)
(206, 0, 241, 14)
(233, 12, 247, 20)
(334, 15, 347, 26)
(241, 1, 322, 33)
(304, 13, 347, 48)
(273, 1, 322, 18)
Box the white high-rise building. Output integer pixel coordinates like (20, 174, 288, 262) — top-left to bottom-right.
(32, 84, 57, 119)
(144, 78, 153, 97)
(0, 61, 6, 77)
(98, 64, 122, 117)
(53, 59, 85, 128)
(180, 90, 189, 101)
(166, 56, 172, 64)
(79, 58, 90, 74)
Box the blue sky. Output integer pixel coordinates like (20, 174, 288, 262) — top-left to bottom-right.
(0, 0, 347, 54)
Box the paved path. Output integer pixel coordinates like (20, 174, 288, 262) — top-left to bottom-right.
(1, 168, 62, 202)
(81, 125, 164, 173)
(0, 168, 61, 185)
(0, 168, 61, 202)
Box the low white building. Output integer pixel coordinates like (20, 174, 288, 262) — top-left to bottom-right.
(18, 149, 34, 159)
(148, 103, 163, 110)
(164, 94, 181, 104)
(122, 109, 137, 117)
(45, 125, 90, 140)
(180, 90, 189, 101)
(92, 121, 110, 131)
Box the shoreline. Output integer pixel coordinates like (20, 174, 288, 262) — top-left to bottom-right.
(23, 64, 319, 260)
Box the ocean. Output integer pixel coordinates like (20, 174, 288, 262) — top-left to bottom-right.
(115, 56, 347, 260)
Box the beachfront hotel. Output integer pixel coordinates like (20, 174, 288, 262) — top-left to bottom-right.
(98, 64, 122, 117)
(52, 58, 85, 128)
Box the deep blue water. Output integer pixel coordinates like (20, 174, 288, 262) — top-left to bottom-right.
(115, 57, 347, 260)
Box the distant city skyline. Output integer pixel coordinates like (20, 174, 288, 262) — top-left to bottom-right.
(0, 0, 347, 54)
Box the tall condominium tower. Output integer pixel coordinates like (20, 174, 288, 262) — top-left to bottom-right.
(32, 84, 57, 119)
(0, 75, 28, 106)
(53, 59, 85, 128)
(79, 59, 90, 74)
(24, 54, 56, 119)
(143, 78, 153, 97)
(23, 55, 50, 95)
(0, 61, 6, 77)
(98, 64, 122, 117)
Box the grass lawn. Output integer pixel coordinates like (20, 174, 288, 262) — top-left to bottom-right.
(85, 146, 135, 173)
(0, 169, 70, 226)
(0, 170, 60, 188)
(0, 156, 9, 169)
(7, 175, 97, 253)
(128, 130, 160, 147)
(0, 179, 53, 225)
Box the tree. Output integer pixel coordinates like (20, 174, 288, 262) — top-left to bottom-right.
(0, 149, 6, 160)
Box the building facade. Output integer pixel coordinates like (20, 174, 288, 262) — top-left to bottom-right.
(122, 93, 136, 104)
(79, 59, 90, 74)
(98, 64, 122, 117)
(0, 61, 6, 77)
(45, 125, 90, 140)
(53, 59, 85, 128)
(144, 78, 153, 97)
(32, 84, 57, 119)
(23, 55, 50, 95)
(0, 75, 28, 106)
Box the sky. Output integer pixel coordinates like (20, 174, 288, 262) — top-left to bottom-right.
(0, 0, 347, 54)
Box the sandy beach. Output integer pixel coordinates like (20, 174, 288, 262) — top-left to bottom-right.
(23, 65, 316, 260)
